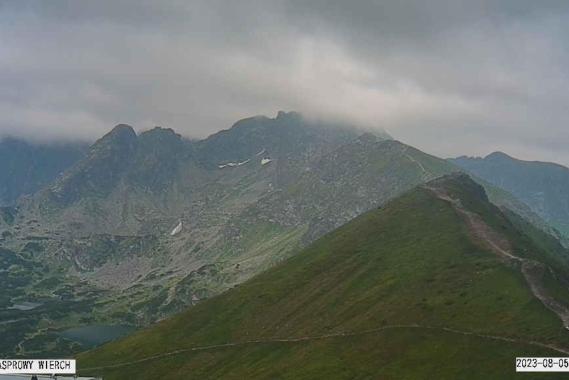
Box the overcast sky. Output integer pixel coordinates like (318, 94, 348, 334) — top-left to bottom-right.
(1, 1, 569, 165)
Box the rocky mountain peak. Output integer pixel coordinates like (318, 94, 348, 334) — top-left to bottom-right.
(138, 127, 185, 150)
(141, 126, 179, 137)
(104, 124, 136, 140)
(91, 124, 137, 155)
(485, 151, 512, 161)
(275, 110, 302, 121)
(425, 172, 489, 203)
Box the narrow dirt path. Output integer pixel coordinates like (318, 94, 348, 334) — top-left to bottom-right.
(80, 324, 569, 373)
(426, 185, 569, 329)
(403, 148, 429, 179)
(15, 327, 49, 356)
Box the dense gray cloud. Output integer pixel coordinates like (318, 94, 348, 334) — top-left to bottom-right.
(1, 0, 569, 165)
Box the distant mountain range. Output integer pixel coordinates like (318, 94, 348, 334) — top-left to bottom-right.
(78, 174, 569, 379)
(451, 152, 569, 237)
(0, 138, 86, 206)
(1, 112, 568, 359)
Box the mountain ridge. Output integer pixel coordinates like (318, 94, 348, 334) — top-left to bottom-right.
(450, 152, 569, 238)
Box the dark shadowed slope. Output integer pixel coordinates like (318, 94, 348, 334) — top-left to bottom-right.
(79, 174, 569, 379)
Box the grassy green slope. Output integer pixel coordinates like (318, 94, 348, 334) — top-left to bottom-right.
(79, 175, 569, 379)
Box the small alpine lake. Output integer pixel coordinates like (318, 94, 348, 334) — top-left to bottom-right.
(59, 324, 135, 348)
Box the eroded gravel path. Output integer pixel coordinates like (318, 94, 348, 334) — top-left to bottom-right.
(426, 185, 569, 329)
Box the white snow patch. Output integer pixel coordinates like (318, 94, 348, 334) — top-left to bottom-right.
(218, 159, 250, 169)
(170, 221, 183, 236)
(261, 158, 272, 165)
